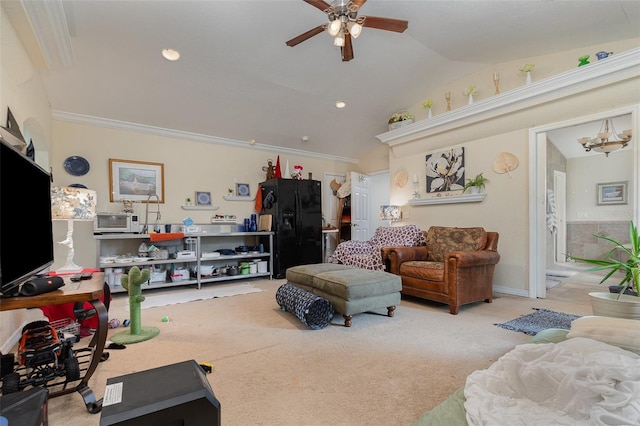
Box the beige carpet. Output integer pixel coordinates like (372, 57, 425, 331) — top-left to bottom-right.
(46, 276, 600, 426)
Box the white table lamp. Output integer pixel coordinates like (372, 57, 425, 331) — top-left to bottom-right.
(51, 186, 97, 274)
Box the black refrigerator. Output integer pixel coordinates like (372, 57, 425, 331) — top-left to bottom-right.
(259, 178, 322, 278)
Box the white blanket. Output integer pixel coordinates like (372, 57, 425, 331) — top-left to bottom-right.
(464, 337, 640, 425)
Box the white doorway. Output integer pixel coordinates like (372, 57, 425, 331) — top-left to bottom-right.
(529, 105, 639, 299)
(554, 170, 567, 263)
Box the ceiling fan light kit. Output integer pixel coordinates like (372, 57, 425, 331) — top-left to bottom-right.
(286, 0, 408, 62)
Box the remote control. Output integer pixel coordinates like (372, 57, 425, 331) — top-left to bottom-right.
(70, 274, 82, 282)
(81, 272, 93, 280)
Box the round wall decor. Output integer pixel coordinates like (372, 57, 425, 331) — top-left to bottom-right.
(64, 156, 90, 176)
(493, 152, 519, 174)
(393, 170, 409, 188)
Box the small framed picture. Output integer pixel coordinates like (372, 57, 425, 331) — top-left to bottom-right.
(597, 181, 627, 205)
(195, 191, 211, 206)
(236, 183, 250, 197)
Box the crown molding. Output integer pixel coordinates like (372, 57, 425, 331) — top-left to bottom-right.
(21, 0, 74, 69)
(51, 111, 359, 164)
(376, 48, 640, 147)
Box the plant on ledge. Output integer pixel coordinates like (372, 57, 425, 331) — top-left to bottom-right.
(568, 221, 639, 299)
(388, 111, 414, 123)
(462, 173, 489, 194)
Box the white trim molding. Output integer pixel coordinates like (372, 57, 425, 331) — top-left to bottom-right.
(377, 48, 640, 147)
(52, 110, 359, 164)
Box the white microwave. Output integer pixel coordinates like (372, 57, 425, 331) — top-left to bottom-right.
(94, 212, 141, 233)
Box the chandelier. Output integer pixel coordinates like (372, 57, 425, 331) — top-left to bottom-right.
(326, 1, 365, 47)
(577, 118, 632, 157)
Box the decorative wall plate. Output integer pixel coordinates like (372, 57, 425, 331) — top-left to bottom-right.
(69, 183, 88, 189)
(393, 170, 409, 188)
(493, 152, 519, 174)
(64, 156, 90, 176)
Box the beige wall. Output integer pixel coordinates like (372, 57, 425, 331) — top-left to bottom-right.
(389, 130, 530, 293)
(0, 8, 52, 351)
(567, 152, 634, 222)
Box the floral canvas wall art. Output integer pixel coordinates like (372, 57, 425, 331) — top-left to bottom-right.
(425, 148, 465, 193)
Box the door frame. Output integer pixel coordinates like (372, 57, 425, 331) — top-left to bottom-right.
(529, 104, 639, 299)
(553, 170, 567, 263)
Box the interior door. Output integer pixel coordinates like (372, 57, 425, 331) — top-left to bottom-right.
(350, 172, 370, 241)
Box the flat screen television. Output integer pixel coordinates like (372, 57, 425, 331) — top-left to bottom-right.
(0, 137, 54, 297)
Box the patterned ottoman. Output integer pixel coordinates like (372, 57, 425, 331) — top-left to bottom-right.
(286, 264, 401, 327)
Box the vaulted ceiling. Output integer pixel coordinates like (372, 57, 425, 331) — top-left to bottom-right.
(4, 0, 640, 162)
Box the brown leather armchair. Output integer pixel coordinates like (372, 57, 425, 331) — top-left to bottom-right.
(382, 226, 500, 314)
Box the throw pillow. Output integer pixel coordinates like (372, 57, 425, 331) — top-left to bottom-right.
(567, 315, 640, 355)
(426, 227, 487, 262)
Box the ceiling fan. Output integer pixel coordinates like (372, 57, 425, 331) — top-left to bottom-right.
(286, 0, 408, 62)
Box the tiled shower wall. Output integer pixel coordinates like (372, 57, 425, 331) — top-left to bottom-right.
(566, 221, 631, 261)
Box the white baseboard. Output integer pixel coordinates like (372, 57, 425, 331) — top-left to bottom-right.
(494, 285, 530, 298)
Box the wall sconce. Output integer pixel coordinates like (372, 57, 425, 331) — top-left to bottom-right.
(379, 205, 401, 223)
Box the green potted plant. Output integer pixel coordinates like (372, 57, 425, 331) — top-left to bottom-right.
(462, 173, 489, 194)
(568, 221, 640, 319)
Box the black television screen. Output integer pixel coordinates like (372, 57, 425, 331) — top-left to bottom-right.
(0, 137, 54, 296)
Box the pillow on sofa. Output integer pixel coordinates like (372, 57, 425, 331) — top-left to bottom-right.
(425, 227, 487, 262)
(567, 315, 640, 355)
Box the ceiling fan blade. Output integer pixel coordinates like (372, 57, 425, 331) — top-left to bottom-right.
(286, 25, 326, 47)
(341, 33, 354, 62)
(304, 0, 331, 12)
(362, 16, 408, 33)
(351, 0, 367, 8)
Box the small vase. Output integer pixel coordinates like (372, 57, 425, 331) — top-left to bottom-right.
(427, 108, 432, 119)
(526, 71, 532, 85)
(467, 94, 474, 105)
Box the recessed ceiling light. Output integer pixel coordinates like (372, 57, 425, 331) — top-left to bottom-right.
(162, 48, 180, 61)
(335, 100, 346, 109)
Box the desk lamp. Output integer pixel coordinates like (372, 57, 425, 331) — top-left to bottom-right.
(51, 186, 96, 274)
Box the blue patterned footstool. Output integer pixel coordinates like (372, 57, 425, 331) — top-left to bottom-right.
(286, 264, 401, 327)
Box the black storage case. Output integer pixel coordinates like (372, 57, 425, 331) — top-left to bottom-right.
(0, 387, 49, 426)
(99, 359, 220, 426)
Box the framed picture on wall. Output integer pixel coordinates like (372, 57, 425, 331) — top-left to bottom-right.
(597, 181, 627, 205)
(195, 191, 211, 206)
(236, 183, 250, 197)
(109, 159, 164, 202)
(425, 147, 465, 193)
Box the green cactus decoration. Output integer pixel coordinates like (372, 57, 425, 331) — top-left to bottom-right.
(110, 266, 160, 344)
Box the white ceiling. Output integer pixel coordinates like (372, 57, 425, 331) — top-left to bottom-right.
(4, 0, 640, 162)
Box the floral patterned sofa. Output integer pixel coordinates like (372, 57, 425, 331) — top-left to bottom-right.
(330, 224, 426, 271)
(384, 226, 500, 314)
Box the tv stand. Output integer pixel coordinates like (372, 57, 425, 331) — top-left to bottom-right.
(0, 273, 108, 413)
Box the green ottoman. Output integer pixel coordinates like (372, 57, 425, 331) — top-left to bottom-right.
(286, 264, 401, 327)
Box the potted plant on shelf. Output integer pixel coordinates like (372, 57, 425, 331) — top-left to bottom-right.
(462, 173, 489, 194)
(388, 111, 414, 130)
(568, 221, 640, 319)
